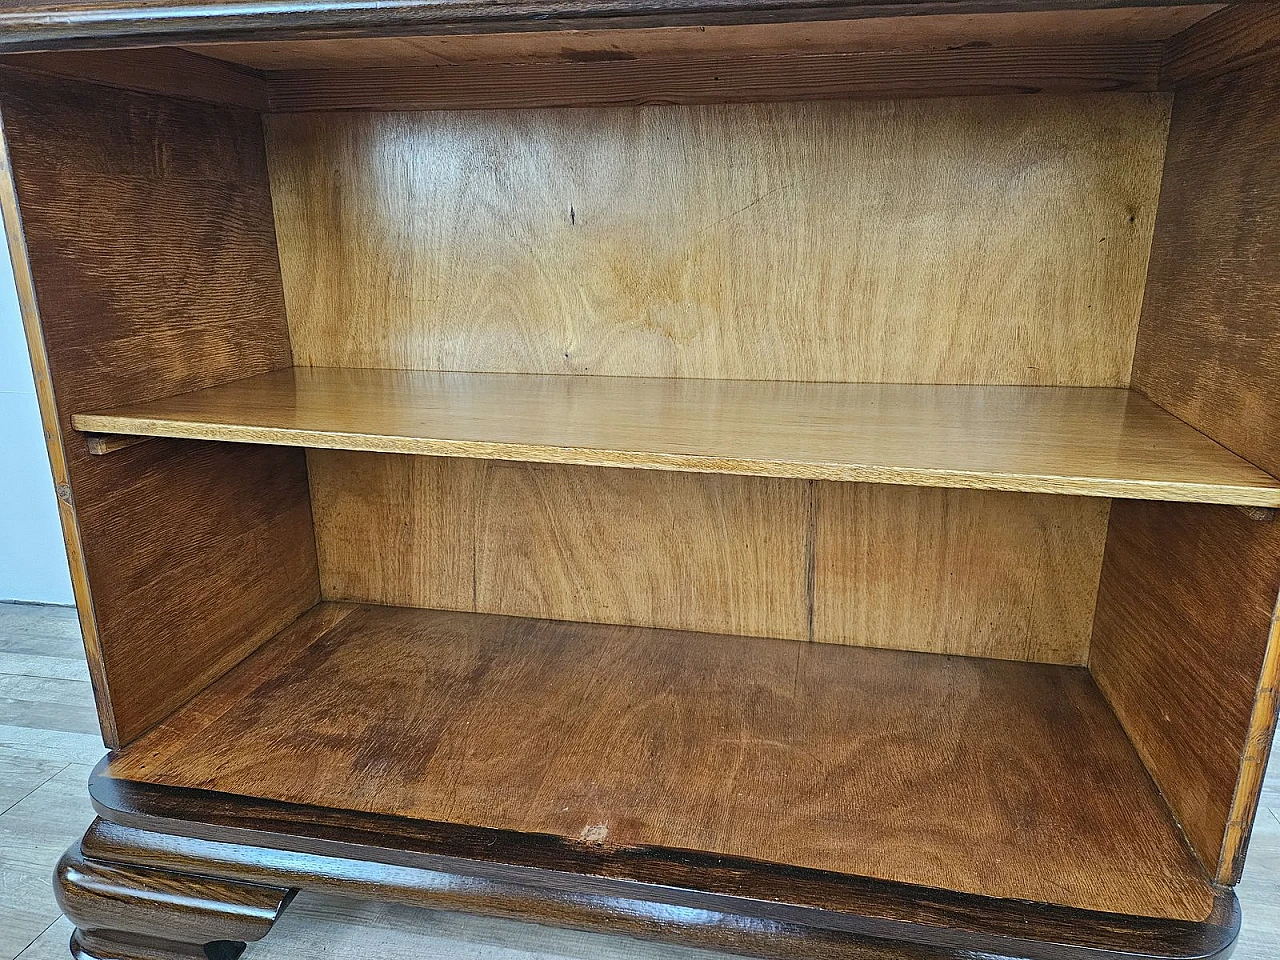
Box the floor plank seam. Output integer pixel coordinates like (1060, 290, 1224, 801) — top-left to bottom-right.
(13, 915, 64, 960)
(0, 761, 71, 817)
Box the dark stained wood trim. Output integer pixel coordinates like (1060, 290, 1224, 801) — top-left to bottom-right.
(1, 47, 269, 110)
(1161, 1, 1280, 86)
(265, 42, 1162, 111)
(0, 1, 1239, 55)
(1221, 613, 1280, 883)
(56, 839, 292, 960)
(86, 767, 1240, 960)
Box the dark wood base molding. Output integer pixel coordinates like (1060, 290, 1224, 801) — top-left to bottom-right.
(68, 766, 1243, 960)
(55, 841, 292, 960)
(70, 930, 249, 960)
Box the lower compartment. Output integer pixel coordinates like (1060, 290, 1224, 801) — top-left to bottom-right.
(100, 603, 1214, 925)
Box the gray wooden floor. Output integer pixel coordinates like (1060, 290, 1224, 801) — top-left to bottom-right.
(1, 601, 1276, 960)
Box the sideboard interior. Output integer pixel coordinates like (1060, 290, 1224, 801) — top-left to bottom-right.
(2, 3, 1278, 954)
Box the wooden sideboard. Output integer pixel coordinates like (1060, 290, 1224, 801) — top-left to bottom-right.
(2, 2, 1278, 958)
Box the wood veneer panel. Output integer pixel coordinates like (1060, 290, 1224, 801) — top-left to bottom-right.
(1090, 501, 1280, 884)
(109, 602, 1216, 922)
(0, 2, 1233, 55)
(2, 47, 268, 109)
(0, 73, 319, 746)
(309, 456, 1109, 660)
(188, 8, 1223, 69)
(74, 369, 1280, 505)
(814, 485, 1110, 663)
(311, 456, 1117, 658)
(263, 45, 1165, 112)
(267, 95, 1167, 386)
(1113, 48, 1280, 883)
(1161, 1, 1280, 86)
(309, 454, 810, 641)
(473, 461, 810, 638)
(1133, 55, 1280, 480)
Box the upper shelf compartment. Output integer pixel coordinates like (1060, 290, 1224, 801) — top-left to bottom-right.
(72, 368, 1280, 506)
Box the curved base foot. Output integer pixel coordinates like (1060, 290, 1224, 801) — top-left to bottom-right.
(70, 929, 247, 960)
(56, 840, 292, 960)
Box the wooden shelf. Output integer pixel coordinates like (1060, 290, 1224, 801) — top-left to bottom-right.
(73, 368, 1280, 505)
(107, 602, 1215, 923)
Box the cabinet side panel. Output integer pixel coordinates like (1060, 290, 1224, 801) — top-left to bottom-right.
(1133, 57, 1280, 478)
(1096, 55, 1280, 884)
(269, 94, 1168, 387)
(0, 72, 320, 746)
(1090, 502, 1280, 883)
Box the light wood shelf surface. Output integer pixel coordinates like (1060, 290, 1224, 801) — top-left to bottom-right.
(108, 602, 1216, 922)
(73, 368, 1280, 505)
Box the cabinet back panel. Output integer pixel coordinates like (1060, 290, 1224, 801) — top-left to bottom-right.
(815, 483, 1110, 662)
(268, 94, 1168, 386)
(311, 452, 1108, 664)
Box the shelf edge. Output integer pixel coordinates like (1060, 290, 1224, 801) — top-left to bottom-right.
(70, 412, 1280, 507)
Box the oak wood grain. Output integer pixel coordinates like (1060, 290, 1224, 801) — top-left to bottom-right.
(108, 602, 1216, 922)
(1161, 1, 1280, 86)
(73, 368, 1280, 505)
(0, 72, 319, 747)
(264, 44, 1165, 112)
(187, 7, 1224, 69)
(309, 455, 1107, 660)
(1090, 500, 1280, 884)
(267, 96, 1167, 387)
(0, 96, 111, 742)
(0, 1, 1234, 55)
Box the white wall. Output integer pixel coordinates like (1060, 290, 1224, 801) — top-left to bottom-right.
(0, 234, 74, 604)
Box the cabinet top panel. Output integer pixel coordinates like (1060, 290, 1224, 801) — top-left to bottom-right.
(0, 0, 1229, 54)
